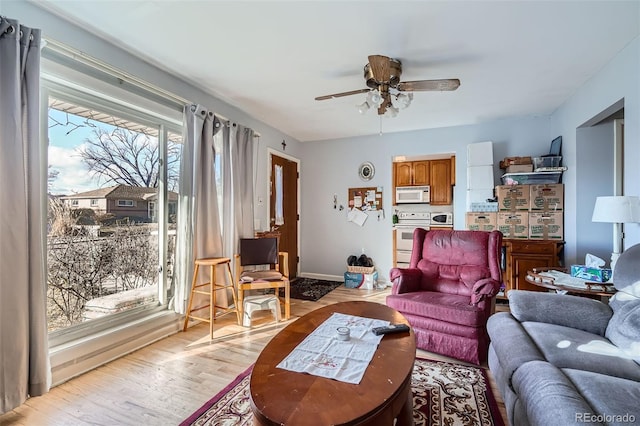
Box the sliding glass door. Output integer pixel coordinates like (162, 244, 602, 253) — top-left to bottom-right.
(44, 82, 182, 335)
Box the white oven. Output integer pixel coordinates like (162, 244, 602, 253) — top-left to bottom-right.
(395, 226, 421, 251)
(395, 211, 430, 267)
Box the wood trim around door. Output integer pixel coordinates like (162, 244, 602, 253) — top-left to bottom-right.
(268, 149, 300, 278)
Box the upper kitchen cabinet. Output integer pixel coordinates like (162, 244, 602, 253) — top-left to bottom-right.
(429, 158, 454, 205)
(393, 155, 455, 206)
(394, 160, 430, 187)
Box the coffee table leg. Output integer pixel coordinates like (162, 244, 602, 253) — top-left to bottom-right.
(396, 390, 414, 426)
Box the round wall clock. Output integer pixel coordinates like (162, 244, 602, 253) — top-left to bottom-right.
(358, 162, 375, 181)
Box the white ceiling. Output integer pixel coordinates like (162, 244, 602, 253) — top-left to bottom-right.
(35, 1, 639, 142)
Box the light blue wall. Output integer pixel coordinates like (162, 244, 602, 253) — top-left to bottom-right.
(300, 118, 551, 281)
(550, 36, 640, 264)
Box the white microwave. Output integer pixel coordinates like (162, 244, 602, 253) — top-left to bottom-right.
(395, 186, 430, 204)
(430, 212, 453, 226)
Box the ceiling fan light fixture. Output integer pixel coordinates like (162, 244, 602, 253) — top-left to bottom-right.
(367, 89, 384, 107)
(315, 54, 459, 119)
(384, 105, 399, 118)
(392, 93, 413, 109)
(357, 101, 370, 114)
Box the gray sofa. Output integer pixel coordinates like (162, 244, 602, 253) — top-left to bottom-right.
(487, 244, 640, 426)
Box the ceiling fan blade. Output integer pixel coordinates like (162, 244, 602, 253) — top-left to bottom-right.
(367, 55, 391, 83)
(397, 79, 460, 92)
(315, 88, 370, 101)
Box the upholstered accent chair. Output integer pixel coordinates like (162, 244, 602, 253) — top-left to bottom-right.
(387, 228, 503, 365)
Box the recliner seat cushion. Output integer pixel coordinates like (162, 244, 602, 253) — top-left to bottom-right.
(386, 291, 485, 327)
(562, 368, 640, 422)
(523, 321, 640, 381)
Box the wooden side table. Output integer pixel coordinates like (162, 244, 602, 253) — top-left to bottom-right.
(526, 267, 616, 298)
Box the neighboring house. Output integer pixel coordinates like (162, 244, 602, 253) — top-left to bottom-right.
(61, 184, 178, 223)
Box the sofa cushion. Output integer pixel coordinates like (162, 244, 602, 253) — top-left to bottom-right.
(612, 243, 640, 298)
(523, 321, 640, 381)
(386, 291, 484, 327)
(562, 368, 640, 423)
(605, 293, 640, 365)
(509, 290, 612, 335)
(511, 361, 598, 426)
(605, 243, 640, 364)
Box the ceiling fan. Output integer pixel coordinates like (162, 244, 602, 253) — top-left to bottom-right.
(315, 55, 460, 116)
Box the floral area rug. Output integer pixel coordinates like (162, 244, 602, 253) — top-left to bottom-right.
(180, 357, 505, 426)
(277, 277, 343, 301)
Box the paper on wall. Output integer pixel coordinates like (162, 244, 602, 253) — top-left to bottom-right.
(347, 208, 368, 226)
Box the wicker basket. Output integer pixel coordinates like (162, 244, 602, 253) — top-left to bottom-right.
(346, 265, 375, 274)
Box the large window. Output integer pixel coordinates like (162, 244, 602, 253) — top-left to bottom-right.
(44, 71, 183, 335)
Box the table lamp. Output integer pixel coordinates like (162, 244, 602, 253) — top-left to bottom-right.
(591, 195, 640, 272)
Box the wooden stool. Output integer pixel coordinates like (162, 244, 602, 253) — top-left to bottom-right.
(182, 257, 240, 338)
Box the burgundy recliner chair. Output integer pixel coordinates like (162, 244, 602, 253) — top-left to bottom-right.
(387, 228, 503, 365)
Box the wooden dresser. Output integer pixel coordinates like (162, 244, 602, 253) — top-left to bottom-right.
(502, 239, 565, 295)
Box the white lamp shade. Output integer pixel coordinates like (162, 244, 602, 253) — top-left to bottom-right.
(592, 196, 640, 223)
(367, 90, 383, 107)
(356, 102, 370, 114)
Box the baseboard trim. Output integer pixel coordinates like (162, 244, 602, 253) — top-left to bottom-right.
(299, 272, 343, 282)
(299, 272, 389, 287)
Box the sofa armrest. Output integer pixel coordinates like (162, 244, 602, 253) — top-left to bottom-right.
(508, 290, 613, 336)
(471, 278, 501, 305)
(389, 268, 422, 295)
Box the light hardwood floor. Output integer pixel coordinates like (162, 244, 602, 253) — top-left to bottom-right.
(0, 286, 508, 425)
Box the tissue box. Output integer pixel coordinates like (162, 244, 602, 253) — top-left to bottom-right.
(570, 265, 612, 283)
(344, 271, 378, 289)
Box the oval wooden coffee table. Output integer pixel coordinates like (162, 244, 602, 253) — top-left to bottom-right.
(250, 301, 416, 425)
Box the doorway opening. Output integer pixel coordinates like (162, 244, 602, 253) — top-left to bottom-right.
(575, 99, 624, 264)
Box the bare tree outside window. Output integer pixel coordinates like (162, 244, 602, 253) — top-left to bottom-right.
(78, 128, 180, 191)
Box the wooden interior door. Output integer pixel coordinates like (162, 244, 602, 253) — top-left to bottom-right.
(270, 153, 299, 278)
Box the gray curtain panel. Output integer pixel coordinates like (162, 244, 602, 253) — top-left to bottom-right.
(174, 105, 224, 314)
(220, 120, 255, 306)
(0, 16, 51, 413)
(228, 123, 255, 253)
(174, 106, 256, 314)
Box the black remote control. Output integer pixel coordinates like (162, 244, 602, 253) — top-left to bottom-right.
(372, 323, 410, 336)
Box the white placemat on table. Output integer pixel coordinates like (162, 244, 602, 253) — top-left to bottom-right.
(276, 312, 390, 384)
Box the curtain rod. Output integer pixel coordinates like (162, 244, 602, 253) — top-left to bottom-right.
(207, 110, 261, 138)
(43, 38, 190, 109)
